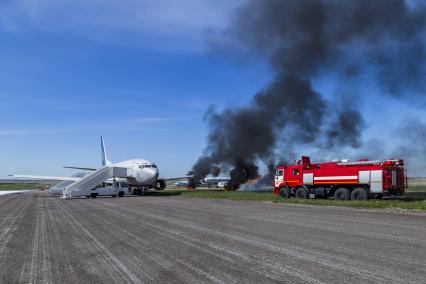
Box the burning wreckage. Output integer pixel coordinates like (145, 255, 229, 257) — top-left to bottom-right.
(189, 0, 426, 190)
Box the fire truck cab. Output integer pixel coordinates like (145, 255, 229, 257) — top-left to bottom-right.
(273, 156, 407, 200)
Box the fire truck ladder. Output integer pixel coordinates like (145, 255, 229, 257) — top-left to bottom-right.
(337, 160, 381, 166)
(62, 166, 128, 198)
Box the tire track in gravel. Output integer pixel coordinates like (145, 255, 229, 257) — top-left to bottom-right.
(42, 195, 104, 283)
(0, 194, 27, 230)
(115, 197, 426, 278)
(44, 195, 78, 283)
(0, 193, 37, 283)
(53, 198, 142, 284)
(85, 205, 265, 283)
(0, 193, 32, 257)
(93, 202, 326, 284)
(26, 196, 52, 284)
(95, 198, 408, 283)
(49, 199, 126, 283)
(90, 199, 347, 284)
(139, 197, 426, 233)
(165, 202, 426, 268)
(0, 192, 23, 206)
(2, 192, 426, 283)
(130, 197, 426, 244)
(67, 199, 230, 284)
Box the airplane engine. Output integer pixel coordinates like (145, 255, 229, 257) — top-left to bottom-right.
(154, 179, 166, 190)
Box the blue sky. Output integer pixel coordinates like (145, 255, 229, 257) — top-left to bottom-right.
(1, 0, 425, 178)
(0, 0, 268, 178)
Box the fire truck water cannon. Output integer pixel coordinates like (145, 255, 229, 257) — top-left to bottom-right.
(273, 156, 407, 200)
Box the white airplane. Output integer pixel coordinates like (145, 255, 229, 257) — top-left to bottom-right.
(10, 136, 188, 195)
(174, 180, 189, 187)
(203, 176, 231, 187)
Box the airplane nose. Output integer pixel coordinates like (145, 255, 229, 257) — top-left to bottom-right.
(137, 167, 159, 185)
(153, 169, 159, 179)
(147, 168, 159, 179)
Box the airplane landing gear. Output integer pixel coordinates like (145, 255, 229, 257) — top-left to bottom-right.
(142, 186, 149, 195)
(154, 179, 166, 190)
(132, 187, 148, 196)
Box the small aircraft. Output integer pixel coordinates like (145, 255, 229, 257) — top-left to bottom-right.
(203, 176, 231, 188)
(174, 180, 189, 187)
(10, 136, 189, 195)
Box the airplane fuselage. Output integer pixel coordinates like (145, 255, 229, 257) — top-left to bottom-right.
(113, 159, 160, 187)
(9, 137, 172, 194)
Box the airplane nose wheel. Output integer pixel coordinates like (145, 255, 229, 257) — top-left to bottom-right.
(133, 187, 142, 195)
(132, 186, 150, 196)
(133, 186, 149, 195)
(141, 186, 149, 196)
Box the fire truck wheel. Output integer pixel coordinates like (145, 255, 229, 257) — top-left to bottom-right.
(351, 187, 369, 200)
(279, 187, 291, 198)
(295, 187, 308, 199)
(334, 188, 350, 201)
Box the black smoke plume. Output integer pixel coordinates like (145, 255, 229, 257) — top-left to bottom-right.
(393, 119, 426, 176)
(192, 0, 426, 188)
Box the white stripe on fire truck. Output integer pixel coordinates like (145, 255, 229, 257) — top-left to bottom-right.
(314, 176, 358, 181)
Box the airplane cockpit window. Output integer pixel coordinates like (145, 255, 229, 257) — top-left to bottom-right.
(139, 164, 157, 169)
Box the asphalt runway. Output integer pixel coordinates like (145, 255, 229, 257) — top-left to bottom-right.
(1, 191, 425, 283)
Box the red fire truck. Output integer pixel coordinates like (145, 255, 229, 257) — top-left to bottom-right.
(273, 156, 407, 200)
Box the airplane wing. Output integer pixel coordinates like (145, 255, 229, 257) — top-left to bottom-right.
(161, 176, 193, 181)
(63, 166, 97, 171)
(8, 174, 81, 182)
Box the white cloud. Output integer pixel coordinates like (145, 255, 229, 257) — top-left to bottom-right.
(127, 117, 180, 123)
(0, 129, 74, 136)
(0, 115, 186, 136)
(0, 0, 244, 52)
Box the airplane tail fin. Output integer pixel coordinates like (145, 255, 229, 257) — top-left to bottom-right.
(101, 136, 112, 166)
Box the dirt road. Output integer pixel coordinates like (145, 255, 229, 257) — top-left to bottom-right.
(1, 191, 425, 283)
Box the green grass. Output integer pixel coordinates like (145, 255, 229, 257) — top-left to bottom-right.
(407, 185, 426, 192)
(180, 190, 426, 211)
(0, 183, 39, 191)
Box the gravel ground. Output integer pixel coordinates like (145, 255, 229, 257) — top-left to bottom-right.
(1, 190, 425, 283)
